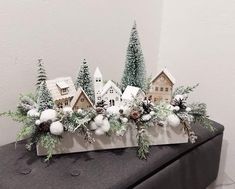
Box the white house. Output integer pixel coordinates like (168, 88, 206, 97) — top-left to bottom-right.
(46, 77, 76, 108)
(101, 80, 122, 106)
(122, 85, 145, 105)
(94, 67, 122, 106)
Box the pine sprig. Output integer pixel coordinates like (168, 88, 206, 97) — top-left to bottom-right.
(136, 124, 150, 159)
(137, 130, 150, 160)
(173, 83, 199, 97)
(189, 103, 214, 131)
(39, 133, 61, 162)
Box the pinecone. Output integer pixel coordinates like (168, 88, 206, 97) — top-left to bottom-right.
(38, 120, 52, 133)
(130, 110, 141, 121)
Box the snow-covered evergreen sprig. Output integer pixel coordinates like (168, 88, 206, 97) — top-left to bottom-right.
(75, 59, 95, 102)
(37, 81, 54, 112)
(36, 59, 47, 91)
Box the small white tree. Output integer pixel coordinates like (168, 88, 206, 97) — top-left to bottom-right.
(36, 59, 47, 91)
(121, 21, 146, 91)
(75, 59, 95, 102)
(37, 81, 54, 112)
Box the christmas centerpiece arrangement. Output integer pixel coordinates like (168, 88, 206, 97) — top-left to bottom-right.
(1, 22, 213, 162)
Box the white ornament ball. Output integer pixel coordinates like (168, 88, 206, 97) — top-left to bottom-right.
(35, 120, 41, 126)
(50, 121, 64, 135)
(142, 114, 152, 121)
(40, 109, 57, 122)
(106, 106, 120, 116)
(95, 128, 105, 136)
(27, 109, 40, 117)
(63, 107, 73, 114)
(77, 109, 83, 114)
(94, 115, 104, 127)
(89, 121, 97, 130)
(174, 106, 180, 111)
(167, 114, 180, 127)
(101, 118, 110, 132)
(121, 117, 128, 123)
(119, 106, 131, 115)
(186, 107, 192, 112)
(149, 111, 155, 116)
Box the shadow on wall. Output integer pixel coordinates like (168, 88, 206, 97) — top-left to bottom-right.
(207, 139, 235, 188)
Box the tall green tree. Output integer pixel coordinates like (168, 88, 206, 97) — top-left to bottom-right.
(36, 59, 47, 90)
(75, 59, 95, 102)
(37, 81, 54, 112)
(121, 21, 146, 91)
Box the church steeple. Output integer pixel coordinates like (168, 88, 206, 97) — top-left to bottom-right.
(94, 67, 103, 104)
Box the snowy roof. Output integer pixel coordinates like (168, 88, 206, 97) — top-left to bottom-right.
(46, 77, 76, 101)
(122, 86, 144, 100)
(94, 67, 102, 78)
(101, 80, 122, 96)
(70, 87, 93, 108)
(56, 80, 69, 89)
(151, 68, 176, 84)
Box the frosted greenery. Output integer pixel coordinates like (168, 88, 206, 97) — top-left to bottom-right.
(36, 59, 47, 91)
(17, 94, 37, 114)
(121, 22, 146, 91)
(75, 59, 95, 102)
(37, 81, 54, 112)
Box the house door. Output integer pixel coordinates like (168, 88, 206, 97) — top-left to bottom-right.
(109, 99, 115, 106)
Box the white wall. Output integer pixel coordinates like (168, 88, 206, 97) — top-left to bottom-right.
(159, 0, 235, 184)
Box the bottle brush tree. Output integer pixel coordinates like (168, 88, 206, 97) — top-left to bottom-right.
(36, 59, 47, 91)
(121, 21, 146, 92)
(37, 81, 54, 112)
(75, 59, 95, 102)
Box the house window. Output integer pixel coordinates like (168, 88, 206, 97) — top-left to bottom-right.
(61, 88, 68, 95)
(58, 102, 63, 108)
(165, 99, 168, 101)
(160, 87, 164, 91)
(64, 100, 68, 106)
(96, 78, 101, 82)
(155, 87, 158, 91)
(165, 87, 168, 92)
(110, 89, 113, 93)
(81, 98, 84, 102)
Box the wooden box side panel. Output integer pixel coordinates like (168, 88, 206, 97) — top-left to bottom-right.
(37, 124, 188, 156)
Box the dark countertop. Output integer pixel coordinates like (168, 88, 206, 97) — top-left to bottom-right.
(0, 121, 224, 189)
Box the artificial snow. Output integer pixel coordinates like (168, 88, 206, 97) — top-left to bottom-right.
(40, 109, 57, 122)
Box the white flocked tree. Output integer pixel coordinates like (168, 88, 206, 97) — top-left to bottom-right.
(121, 21, 146, 92)
(75, 59, 95, 102)
(37, 81, 54, 112)
(36, 59, 47, 91)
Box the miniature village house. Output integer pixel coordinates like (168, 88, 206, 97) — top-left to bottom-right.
(148, 68, 175, 103)
(122, 86, 145, 105)
(46, 77, 76, 108)
(94, 67, 122, 106)
(70, 87, 93, 111)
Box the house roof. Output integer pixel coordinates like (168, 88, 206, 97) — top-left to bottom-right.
(70, 87, 93, 108)
(122, 86, 144, 100)
(101, 80, 122, 96)
(46, 77, 76, 101)
(151, 68, 176, 84)
(94, 67, 102, 78)
(56, 80, 69, 89)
